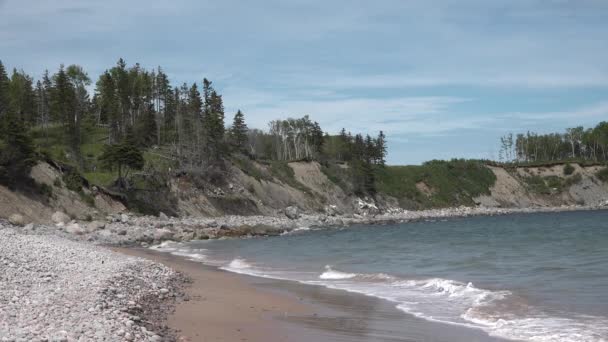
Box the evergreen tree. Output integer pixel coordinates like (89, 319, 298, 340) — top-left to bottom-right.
(99, 126, 144, 188)
(311, 121, 324, 155)
(376, 131, 387, 166)
(8, 69, 35, 125)
(229, 110, 248, 152)
(0, 112, 36, 187)
(0, 61, 9, 119)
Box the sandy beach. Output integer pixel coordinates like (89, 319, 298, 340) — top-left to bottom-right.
(120, 247, 513, 342)
(117, 248, 317, 342)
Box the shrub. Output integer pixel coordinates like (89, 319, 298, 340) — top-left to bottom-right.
(563, 163, 575, 175)
(564, 173, 582, 187)
(63, 168, 84, 193)
(597, 168, 608, 183)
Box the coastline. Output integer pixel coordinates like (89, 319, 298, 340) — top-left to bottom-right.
(116, 247, 316, 342)
(33, 203, 608, 248)
(120, 247, 516, 342)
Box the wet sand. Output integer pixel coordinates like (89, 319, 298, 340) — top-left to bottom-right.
(118, 248, 514, 342)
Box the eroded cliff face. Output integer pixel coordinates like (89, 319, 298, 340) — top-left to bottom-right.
(170, 161, 357, 217)
(1, 160, 607, 224)
(0, 162, 125, 223)
(474, 164, 608, 208)
(168, 161, 608, 217)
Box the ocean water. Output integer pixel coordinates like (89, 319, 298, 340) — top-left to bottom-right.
(153, 210, 608, 342)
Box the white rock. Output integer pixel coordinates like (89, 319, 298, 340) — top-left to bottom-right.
(8, 213, 25, 226)
(153, 228, 173, 241)
(51, 211, 70, 224)
(120, 213, 129, 223)
(285, 206, 300, 219)
(65, 223, 85, 235)
(85, 221, 105, 232)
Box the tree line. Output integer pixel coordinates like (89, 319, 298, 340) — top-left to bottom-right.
(499, 122, 608, 163)
(0, 59, 388, 193)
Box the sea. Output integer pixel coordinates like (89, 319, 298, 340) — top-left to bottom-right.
(153, 210, 608, 342)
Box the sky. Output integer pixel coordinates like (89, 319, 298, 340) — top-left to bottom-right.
(1, 0, 607, 164)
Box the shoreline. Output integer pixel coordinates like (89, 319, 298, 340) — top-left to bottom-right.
(119, 246, 516, 342)
(20, 203, 607, 248)
(115, 247, 317, 342)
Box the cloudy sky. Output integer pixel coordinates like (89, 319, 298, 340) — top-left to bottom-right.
(1, 0, 607, 164)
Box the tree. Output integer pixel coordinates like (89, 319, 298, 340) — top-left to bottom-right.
(0, 112, 36, 187)
(229, 110, 248, 152)
(99, 127, 144, 188)
(65, 65, 91, 169)
(0, 61, 9, 118)
(376, 131, 387, 166)
(8, 69, 35, 125)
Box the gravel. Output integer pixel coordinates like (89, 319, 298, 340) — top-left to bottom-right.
(0, 225, 184, 342)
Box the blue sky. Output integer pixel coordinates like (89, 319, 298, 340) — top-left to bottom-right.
(1, 0, 607, 164)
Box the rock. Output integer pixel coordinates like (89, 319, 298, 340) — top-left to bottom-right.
(154, 228, 173, 241)
(120, 213, 129, 223)
(285, 206, 301, 220)
(52, 211, 70, 224)
(65, 223, 85, 235)
(325, 205, 339, 216)
(158, 212, 169, 220)
(85, 221, 105, 232)
(23, 223, 35, 230)
(8, 214, 25, 226)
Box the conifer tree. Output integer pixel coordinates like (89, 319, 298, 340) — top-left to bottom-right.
(0, 61, 10, 118)
(229, 110, 248, 152)
(376, 131, 387, 166)
(99, 126, 144, 188)
(0, 112, 36, 187)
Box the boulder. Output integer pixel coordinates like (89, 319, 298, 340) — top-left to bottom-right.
(154, 228, 173, 242)
(8, 214, 25, 226)
(285, 206, 300, 220)
(66, 222, 85, 235)
(52, 211, 70, 224)
(325, 205, 339, 216)
(86, 220, 106, 233)
(158, 212, 169, 220)
(120, 213, 129, 223)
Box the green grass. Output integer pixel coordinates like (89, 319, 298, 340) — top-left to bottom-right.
(320, 162, 351, 192)
(521, 173, 583, 195)
(83, 172, 116, 187)
(232, 156, 271, 181)
(269, 161, 313, 195)
(375, 159, 497, 209)
(597, 168, 608, 183)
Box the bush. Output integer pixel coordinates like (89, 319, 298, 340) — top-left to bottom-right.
(0, 114, 37, 187)
(597, 168, 608, 183)
(62, 168, 84, 193)
(375, 159, 497, 208)
(564, 173, 582, 187)
(563, 163, 575, 175)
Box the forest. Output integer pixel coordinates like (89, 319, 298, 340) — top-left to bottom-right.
(498, 122, 608, 163)
(0, 59, 387, 195)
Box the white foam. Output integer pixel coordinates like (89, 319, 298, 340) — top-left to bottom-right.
(319, 265, 357, 280)
(153, 245, 608, 342)
(227, 258, 252, 269)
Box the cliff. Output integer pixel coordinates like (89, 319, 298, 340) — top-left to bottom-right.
(1, 159, 607, 224)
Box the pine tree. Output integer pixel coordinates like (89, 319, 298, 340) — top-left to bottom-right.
(0, 61, 10, 118)
(8, 69, 35, 125)
(376, 131, 387, 166)
(99, 126, 144, 188)
(229, 110, 248, 152)
(310, 121, 324, 155)
(0, 112, 36, 187)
